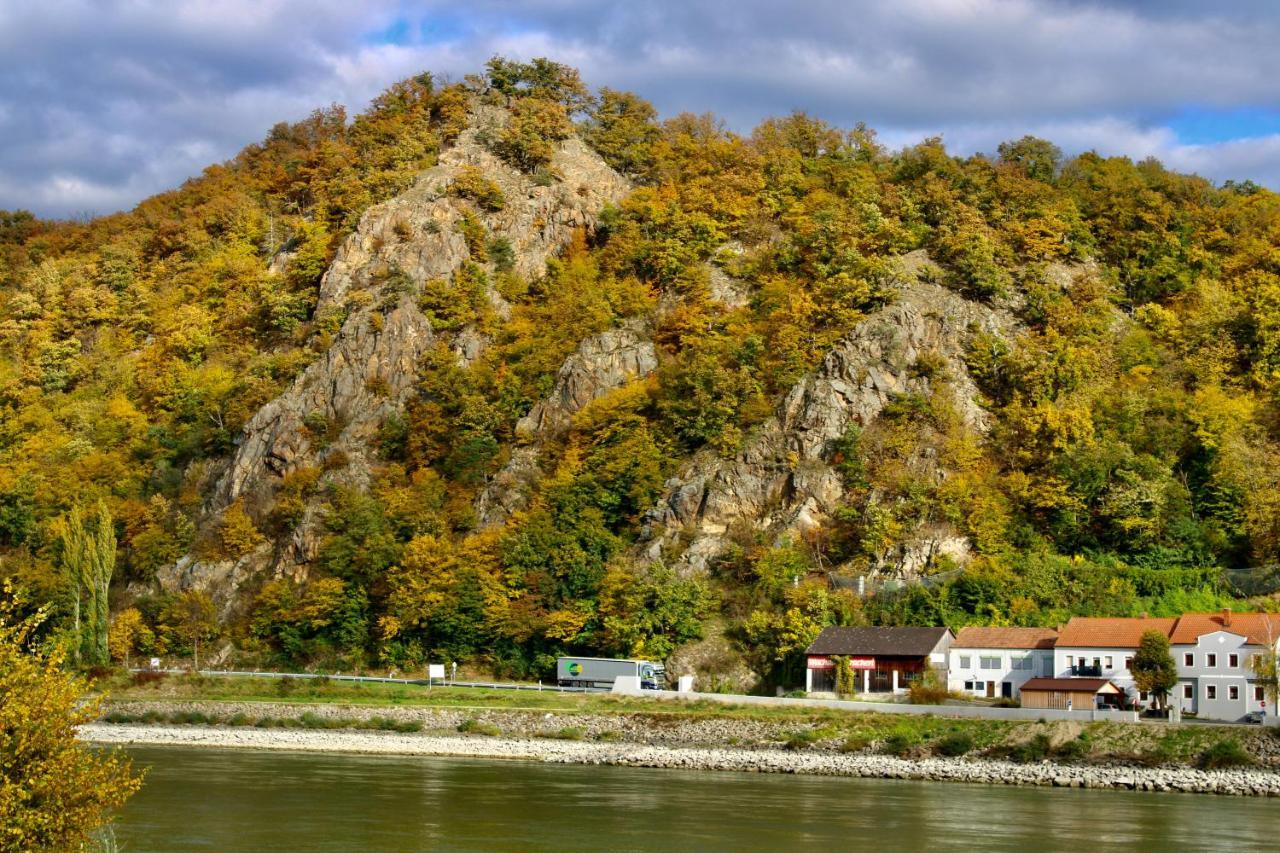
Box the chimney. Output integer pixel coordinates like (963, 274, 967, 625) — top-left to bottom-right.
(1222, 608, 1231, 627)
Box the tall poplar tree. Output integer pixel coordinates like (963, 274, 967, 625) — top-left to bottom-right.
(56, 501, 115, 666)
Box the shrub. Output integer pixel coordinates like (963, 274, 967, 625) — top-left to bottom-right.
(1197, 740, 1254, 770)
(1055, 734, 1091, 762)
(540, 726, 585, 741)
(595, 730, 625, 742)
(449, 166, 506, 211)
(839, 735, 872, 754)
(1007, 733, 1052, 763)
(907, 670, 953, 705)
(934, 732, 974, 757)
(879, 733, 915, 757)
(130, 670, 165, 687)
(457, 718, 502, 737)
(784, 729, 821, 751)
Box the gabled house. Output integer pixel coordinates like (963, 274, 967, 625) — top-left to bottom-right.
(947, 626, 1058, 700)
(805, 626, 953, 695)
(1168, 611, 1280, 721)
(1052, 616, 1177, 704)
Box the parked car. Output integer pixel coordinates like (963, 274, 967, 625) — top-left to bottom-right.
(1242, 711, 1265, 725)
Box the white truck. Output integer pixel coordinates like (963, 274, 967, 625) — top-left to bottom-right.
(555, 657, 666, 691)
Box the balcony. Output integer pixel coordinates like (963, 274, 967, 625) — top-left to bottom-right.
(1071, 665, 1103, 677)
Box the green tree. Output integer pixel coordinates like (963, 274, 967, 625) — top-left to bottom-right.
(162, 590, 219, 671)
(55, 501, 115, 667)
(1131, 630, 1178, 710)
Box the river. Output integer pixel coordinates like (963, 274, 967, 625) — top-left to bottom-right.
(110, 746, 1277, 851)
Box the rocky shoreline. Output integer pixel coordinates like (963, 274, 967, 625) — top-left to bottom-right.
(82, 720, 1280, 798)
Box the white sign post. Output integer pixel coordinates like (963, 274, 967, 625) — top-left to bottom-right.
(427, 663, 445, 688)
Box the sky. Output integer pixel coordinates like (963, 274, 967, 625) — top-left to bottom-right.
(4, 0, 1280, 218)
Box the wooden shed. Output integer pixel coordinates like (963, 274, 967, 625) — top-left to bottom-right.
(1018, 677, 1124, 710)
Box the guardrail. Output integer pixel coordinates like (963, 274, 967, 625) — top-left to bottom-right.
(129, 668, 601, 693)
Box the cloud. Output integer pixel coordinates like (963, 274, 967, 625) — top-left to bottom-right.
(2, 1, 1279, 216)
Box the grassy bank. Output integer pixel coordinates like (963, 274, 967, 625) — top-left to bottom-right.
(97, 672, 1280, 770)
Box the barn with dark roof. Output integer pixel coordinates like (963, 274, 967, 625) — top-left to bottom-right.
(804, 626, 953, 694)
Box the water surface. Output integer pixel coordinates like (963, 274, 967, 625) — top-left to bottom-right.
(112, 746, 1279, 851)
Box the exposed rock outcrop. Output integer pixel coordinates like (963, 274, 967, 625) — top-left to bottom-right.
(474, 317, 658, 526)
(640, 256, 1014, 575)
(177, 106, 628, 592)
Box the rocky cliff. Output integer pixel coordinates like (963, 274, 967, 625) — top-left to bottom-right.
(164, 105, 629, 598)
(639, 252, 1015, 577)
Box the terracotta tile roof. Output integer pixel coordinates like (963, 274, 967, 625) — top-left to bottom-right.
(805, 626, 953, 657)
(1169, 612, 1280, 647)
(953, 626, 1058, 650)
(1020, 677, 1121, 693)
(1056, 617, 1177, 649)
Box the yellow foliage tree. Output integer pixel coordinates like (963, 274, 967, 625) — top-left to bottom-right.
(0, 593, 142, 851)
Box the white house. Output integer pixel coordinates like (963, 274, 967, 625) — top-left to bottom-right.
(1052, 616, 1177, 705)
(948, 626, 1057, 700)
(1168, 612, 1280, 722)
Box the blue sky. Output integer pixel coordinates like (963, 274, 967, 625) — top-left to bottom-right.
(3, 0, 1280, 217)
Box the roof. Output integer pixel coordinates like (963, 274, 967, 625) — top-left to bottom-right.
(1020, 677, 1121, 694)
(953, 626, 1057, 650)
(805, 626, 952, 657)
(1168, 612, 1280, 647)
(1056, 617, 1177, 649)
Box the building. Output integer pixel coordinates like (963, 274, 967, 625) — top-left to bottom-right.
(805, 626, 953, 695)
(1168, 611, 1280, 721)
(1052, 616, 1177, 704)
(1019, 677, 1126, 710)
(948, 627, 1058, 700)
(1054, 612, 1280, 721)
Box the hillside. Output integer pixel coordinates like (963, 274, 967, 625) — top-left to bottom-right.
(3, 58, 1280, 689)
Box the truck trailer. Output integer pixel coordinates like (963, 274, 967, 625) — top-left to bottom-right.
(556, 657, 666, 691)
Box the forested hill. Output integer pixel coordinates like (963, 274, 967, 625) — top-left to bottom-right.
(3, 58, 1279, 689)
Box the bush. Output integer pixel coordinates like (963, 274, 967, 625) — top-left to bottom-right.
(1007, 733, 1052, 763)
(594, 730, 625, 742)
(449, 166, 506, 211)
(457, 718, 502, 737)
(784, 729, 821, 751)
(839, 735, 871, 754)
(879, 733, 916, 757)
(1197, 740, 1254, 770)
(1055, 734, 1091, 762)
(540, 726, 585, 741)
(130, 671, 165, 687)
(934, 732, 974, 757)
(907, 670, 953, 705)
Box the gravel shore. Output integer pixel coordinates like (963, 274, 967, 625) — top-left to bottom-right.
(81, 722, 1280, 797)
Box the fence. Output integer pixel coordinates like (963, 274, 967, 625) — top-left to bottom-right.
(130, 668, 599, 693)
(611, 683, 1141, 723)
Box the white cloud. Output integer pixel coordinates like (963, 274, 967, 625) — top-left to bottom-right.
(2, 0, 1279, 216)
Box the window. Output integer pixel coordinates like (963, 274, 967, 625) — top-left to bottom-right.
(1229, 654, 1238, 668)
(980, 656, 1001, 670)
(1207, 685, 1217, 700)
(1124, 657, 1133, 670)
(1184, 653, 1194, 666)
(1229, 686, 1239, 701)
(1139, 691, 1148, 701)
(1207, 654, 1217, 668)
(1104, 656, 1113, 669)
(1066, 655, 1074, 667)
(958, 655, 971, 669)
(1183, 684, 1193, 699)
(1251, 653, 1262, 669)
(1257, 686, 1266, 702)
(1012, 656, 1032, 671)
(1092, 657, 1101, 669)
(964, 681, 974, 691)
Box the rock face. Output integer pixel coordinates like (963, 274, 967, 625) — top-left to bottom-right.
(474, 317, 658, 526)
(182, 105, 627, 589)
(641, 258, 1014, 575)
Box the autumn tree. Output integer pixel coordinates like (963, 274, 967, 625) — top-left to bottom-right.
(160, 590, 219, 671)
(0, 591, 142, 851)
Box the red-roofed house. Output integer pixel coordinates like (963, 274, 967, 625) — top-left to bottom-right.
(947, 627, 1058, 700)
(1054, 612, 1280, 721)
(1167, 611, 1280, 722)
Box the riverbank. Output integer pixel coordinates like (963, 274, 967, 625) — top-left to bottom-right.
(82, 722, 1280, 797)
